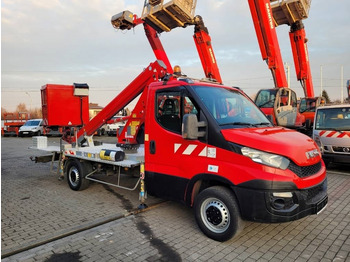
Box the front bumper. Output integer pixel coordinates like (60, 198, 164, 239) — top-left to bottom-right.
(19, 131, 36, 136)
(322, 152, 350, 165)
(234, 178, 328, 223)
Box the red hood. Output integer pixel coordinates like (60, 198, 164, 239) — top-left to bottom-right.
(221, 127, 321, 166)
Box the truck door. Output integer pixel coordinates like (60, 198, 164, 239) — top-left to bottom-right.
(145, 88, 208, 201)
(275, 88, 298, 127)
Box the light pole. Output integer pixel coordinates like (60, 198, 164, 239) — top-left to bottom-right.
(320, 65, 323, 97)
(25, 91, 32, 112)
(285, 62, 290, 89)
(341, 65, 344, 104)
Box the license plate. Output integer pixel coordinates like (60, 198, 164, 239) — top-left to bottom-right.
(23, 132, 29, 134)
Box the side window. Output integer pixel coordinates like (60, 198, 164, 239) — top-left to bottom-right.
(291, 92, 297, 108)
(279, 89, 289, 107)
(183, 96, 198, 116)
(156, 92, 181, 133)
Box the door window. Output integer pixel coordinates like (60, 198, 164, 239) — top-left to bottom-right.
(156, 92, 198, 133)
(157, 92, 181, 133)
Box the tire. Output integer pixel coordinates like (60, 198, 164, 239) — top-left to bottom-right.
(36, 131, 41, 136)
(65, 159, 91, 191)
(194, 186, 244, 242)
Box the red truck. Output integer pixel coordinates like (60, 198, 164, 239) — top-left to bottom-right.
(33, 1, 327, 242)
(36, 61, 327, 241)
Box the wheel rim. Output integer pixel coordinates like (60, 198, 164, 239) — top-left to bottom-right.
(200, 197, 230, 233)
(68, 166, 80, 187)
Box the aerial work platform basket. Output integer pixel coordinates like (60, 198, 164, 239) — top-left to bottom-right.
(142, 0, 197, 33)
(271, 0, 311, 26)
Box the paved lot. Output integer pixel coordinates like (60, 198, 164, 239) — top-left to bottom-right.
(1, 136, 350, 261)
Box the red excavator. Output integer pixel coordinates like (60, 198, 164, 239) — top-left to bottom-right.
(249, 0, 322, 131)
(270, 0, 325, 130)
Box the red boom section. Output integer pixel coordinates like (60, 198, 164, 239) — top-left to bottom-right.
(75, 60, 168, 144)
(193, 16, 222, 84)
(248, 0, 288, 88)
(289, 21, 314, 98)
(143, 22, 174, 75)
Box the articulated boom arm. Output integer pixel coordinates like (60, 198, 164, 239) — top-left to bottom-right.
(289, 21, 314, 98)
(270, 0, 314, 98)
(112, 3, 222, 83)
(248, 0, 288, 88)
(112, 12, 173, 75)
(193, 15, 222, 84)
(75, 60, 168, 144)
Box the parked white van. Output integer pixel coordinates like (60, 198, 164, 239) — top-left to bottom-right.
(18, 119, 44, 137)
(313, 105, 350, 166)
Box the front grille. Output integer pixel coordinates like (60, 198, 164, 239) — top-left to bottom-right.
(288, 161, 322, 178)
(332, 146, 350, 153)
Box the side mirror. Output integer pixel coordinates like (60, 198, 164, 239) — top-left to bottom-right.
(182, 114, 206, 140)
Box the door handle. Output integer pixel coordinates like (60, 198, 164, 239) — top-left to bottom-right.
(150, 140, 156, 154)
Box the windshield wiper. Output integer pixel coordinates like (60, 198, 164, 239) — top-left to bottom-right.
(252, 122, 272, 127)
(257, 99, 274, 107)
(220, 122, 254, 127)
(220, 122, 272, 127)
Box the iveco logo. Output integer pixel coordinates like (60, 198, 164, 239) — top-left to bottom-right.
(306, 149, 320, 159)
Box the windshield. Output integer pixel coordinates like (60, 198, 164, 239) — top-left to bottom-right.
(255, 89, 278, 108)
(315, 107, 350, 131)
(193, 85, 272, 127)
(299, 98, 316, 113)
(24, 120, 40, 126)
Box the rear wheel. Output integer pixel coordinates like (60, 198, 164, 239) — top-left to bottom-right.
(194, 186, 243, 242)
(66, 159, 91, 191)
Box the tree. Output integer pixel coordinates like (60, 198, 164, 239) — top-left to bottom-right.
(322, 90, 331, 104)
(1, 107, 8, 119)
(16, 103, 28, 112)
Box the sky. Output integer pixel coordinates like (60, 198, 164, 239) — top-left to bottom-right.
(1, 0, 350, 112)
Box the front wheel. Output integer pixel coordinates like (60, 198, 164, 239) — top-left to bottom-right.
(194, 186, 244, 242)
(65, 159, 91, 191)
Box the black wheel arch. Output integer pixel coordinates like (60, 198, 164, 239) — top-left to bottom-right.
(185, 173, 237, 207)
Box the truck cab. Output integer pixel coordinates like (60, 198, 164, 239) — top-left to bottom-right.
(313, 104, 350, 166)
(144, 78, 327, 241)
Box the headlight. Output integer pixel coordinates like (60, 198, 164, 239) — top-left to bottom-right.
(241, 147, 290, 170)
(313, 135, 323, 153)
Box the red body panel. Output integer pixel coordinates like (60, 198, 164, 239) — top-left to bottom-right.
(260, 107, 277, 125)
(221, 127, 318, 166)
(41, 84, 89, 127)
